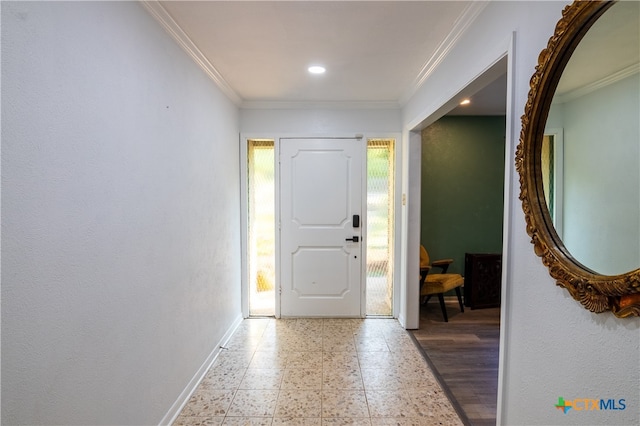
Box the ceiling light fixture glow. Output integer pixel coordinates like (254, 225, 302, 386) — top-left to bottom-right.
(460, 99, 471, 105)
(308, 65, 326, 74)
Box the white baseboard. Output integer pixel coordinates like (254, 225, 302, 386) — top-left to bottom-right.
(160, 313, 244, 426)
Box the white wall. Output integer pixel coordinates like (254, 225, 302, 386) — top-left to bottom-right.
(241, 107, 401, 135)
(403, 1, 640, 425)
(1, 2, 241, 425)
(549, 75, 640, 275)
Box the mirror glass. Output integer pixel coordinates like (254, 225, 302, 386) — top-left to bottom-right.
(543, 0, 640, 276)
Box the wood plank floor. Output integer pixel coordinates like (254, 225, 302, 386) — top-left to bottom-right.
(410, 299, 500, 426)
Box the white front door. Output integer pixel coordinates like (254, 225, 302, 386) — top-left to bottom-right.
(280, 138, 363, 317)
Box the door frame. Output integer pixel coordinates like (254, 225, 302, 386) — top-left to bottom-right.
(402, 39, 514, 425)
(240, 133, 403, 319)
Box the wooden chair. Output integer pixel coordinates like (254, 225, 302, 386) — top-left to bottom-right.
(419, 245, 464, 322)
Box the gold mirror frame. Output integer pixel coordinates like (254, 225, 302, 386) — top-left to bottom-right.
(516, 0, 640, 318)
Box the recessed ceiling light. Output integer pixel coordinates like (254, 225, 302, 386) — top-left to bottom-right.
(460, 99, 471, 105)
(308, 65, 326, 74)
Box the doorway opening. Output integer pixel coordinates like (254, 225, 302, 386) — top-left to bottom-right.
(247, 139, 275, 317)
(412, 58, 508, 425)
(246, 137, 396, 318)
(366, 138, 395, 316)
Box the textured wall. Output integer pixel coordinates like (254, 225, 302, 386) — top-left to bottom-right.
(420, 116, 506, 274)
(1, 2, 241, 424)
(240, 108, 401, 135)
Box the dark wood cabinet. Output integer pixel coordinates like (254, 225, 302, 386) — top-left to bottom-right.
(464, 253, 502, 309)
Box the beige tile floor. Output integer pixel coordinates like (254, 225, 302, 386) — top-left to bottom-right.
(174, 318, 463, 426)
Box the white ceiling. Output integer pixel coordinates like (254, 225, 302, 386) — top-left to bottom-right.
(149, 0, 506, 113)
(147, 1, 640, 115)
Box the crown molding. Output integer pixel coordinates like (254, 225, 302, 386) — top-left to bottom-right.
(553, 63, 639, 104)
(240, 100, 401, 110)
(399, 1, 488, 106)
(141, 0, 243, 106)
(143, 0, 489, 110)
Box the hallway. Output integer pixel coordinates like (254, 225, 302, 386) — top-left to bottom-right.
(174, 318, 463, 425)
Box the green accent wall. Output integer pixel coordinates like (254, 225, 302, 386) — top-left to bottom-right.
(421, 115, 505, 275)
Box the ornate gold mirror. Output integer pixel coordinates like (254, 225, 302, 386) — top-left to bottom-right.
(517, 0, 640, 317)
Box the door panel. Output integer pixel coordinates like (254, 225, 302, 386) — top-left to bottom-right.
(280, 138, 362, 317)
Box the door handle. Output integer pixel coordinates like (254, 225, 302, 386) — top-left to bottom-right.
(345, 236, 359, 242)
